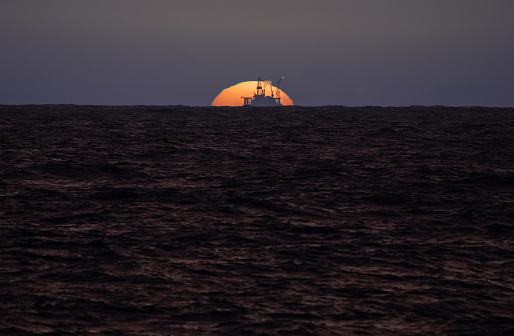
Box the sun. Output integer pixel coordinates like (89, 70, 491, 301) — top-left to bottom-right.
(212, 81, 294, 106)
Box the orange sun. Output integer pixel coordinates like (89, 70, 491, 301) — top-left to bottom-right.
(212, 81, 294, 106)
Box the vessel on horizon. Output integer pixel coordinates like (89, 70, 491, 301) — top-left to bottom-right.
(242, 77, 284, 107)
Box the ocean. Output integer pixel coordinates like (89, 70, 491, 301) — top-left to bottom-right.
(1, 105, 513, 335)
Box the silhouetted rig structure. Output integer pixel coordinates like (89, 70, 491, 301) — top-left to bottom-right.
(242, 77, 284, 106)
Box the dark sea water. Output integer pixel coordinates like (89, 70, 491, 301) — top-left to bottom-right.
(1, 105, 513, 335)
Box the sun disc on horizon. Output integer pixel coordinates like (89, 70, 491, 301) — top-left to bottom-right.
(212, 81, 294, 106)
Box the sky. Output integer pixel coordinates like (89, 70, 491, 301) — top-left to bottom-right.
(1, 0, 514, 106)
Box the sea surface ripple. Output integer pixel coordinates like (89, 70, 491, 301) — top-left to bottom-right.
(1, 105, 513, 335)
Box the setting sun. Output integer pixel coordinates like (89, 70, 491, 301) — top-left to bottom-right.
(212, 81, 294, 106)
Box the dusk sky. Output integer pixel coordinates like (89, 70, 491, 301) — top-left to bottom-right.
(1, 0, 513, 106)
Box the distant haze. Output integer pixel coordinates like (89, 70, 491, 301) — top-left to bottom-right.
(1, 0, 513, 106)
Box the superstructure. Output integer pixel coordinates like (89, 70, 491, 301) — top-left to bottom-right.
(242, 77, 284, 106)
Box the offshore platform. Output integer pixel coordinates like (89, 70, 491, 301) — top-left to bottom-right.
(242, 77, 284, 106)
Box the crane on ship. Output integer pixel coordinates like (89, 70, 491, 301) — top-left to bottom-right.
(275, 76, 284, 102)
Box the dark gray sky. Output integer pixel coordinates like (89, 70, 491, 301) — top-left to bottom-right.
(1, 0, 513, 106)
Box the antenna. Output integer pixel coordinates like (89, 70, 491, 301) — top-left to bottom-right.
(256, 77, 263, 96)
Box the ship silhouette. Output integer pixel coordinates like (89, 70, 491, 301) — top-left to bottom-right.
(242, 77, 284, 106)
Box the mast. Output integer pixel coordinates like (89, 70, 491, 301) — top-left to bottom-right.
(256, 77, 264, 96)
